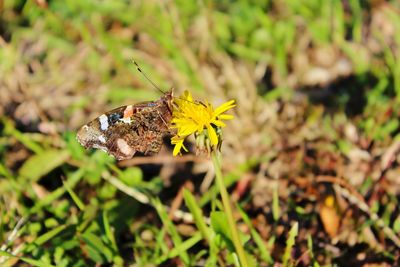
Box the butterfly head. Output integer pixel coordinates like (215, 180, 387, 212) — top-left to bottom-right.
(161, 89, 174, 113)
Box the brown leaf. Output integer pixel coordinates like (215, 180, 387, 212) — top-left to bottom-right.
(319, 195, 340, 238)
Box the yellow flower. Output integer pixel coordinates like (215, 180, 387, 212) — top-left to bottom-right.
(171, 135, 188, 156)
(170, 90, 236, 156)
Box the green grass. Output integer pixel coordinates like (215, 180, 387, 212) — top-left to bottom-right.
(1, 0, 400, 266)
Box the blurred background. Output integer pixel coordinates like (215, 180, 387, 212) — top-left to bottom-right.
(1, 0, 400, 266)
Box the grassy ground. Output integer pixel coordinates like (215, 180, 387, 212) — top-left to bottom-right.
(1, 0, 400, 266)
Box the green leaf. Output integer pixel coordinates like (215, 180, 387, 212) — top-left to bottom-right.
(337, 139, 352, 155)
(210, 211, 235, 252)
(77, 205, 98, 233)
(272, 183, 280, 221)
(64, 131, 85, 160)
(119, 167, 143, 186)
(167, 232, 202, 258)
(3, 118, 43, 154)
(0, 163, 13, 179)
(102, 210, 118, 253)
(200, 158, 259, 206)
(381, 119, 399, 137)
(153, 198, 190, 265)
(19, 150, 70, 182)
(210, 211, 231, 238)
(282, 222, 299, 267)
(31, 169, 84, 214)
(82, 231, 113, 263)
(394, 216, 400, 234)
(34, 225, 68, 246)
(98, 183, 117, 199)
(307, 235, 321, 267)
(0, 249, 57, 267)
(183, 189, 211, 242)
(63, 180, 85, 211)
(85, 152, 114, 184)
(237, 205, 273, 264)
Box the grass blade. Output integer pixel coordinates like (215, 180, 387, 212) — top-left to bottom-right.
(282, 222, 298, 267)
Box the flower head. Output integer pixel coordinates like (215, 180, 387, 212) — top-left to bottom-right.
(170, 90, 236, 156)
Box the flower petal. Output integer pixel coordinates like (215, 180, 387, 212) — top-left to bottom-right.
(210, 119, 226, 127)
(206, 124, 218, 145)
(173, 143, 182, 156)
(183, 90, 193, 102)
(218, 114, 234, 120)
(179, 126, 197, 136)
(171, 136, 188, 156)
(213, 100, 236, 117)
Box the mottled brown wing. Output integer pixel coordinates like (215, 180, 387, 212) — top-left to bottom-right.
(77, 91, 173, 160)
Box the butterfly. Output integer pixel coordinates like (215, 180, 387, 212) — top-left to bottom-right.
(76, 90, 173, 160)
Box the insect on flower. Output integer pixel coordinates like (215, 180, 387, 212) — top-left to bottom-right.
(76, 90, 173, 160)
(76, 62, 174, 160)
(77, 61, 236, 159)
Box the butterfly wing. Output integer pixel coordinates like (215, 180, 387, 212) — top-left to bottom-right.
(77, 94, 172, 160)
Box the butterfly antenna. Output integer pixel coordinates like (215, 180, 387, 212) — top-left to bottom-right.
(132, 59, 165, 94)
(133, 60, 202, 107)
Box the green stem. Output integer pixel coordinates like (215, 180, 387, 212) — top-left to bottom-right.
(211, 152, 249, 267)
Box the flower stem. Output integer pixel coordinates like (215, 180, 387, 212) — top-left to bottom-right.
(211, 152, 249, 267)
